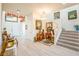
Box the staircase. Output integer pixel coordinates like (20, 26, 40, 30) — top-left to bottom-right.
(57, 31, 79, 51)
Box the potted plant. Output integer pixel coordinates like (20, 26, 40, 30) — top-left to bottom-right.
(74, 25, 79, 32)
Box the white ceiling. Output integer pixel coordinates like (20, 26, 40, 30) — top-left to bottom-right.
(2, 3, 79, 16)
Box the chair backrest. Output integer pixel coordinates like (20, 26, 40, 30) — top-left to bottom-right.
(0, 35, 8, 56)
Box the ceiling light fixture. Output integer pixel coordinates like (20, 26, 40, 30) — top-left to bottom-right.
(16, 9, 20, 14)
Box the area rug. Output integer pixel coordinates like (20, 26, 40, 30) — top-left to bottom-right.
(40, 39, 54, 46)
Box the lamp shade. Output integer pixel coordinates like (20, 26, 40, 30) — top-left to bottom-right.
(18, 15, 25, 22)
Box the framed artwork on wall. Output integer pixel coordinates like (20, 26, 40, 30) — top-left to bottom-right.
(46, 22, 53, 31)
(36, 20, 42, 30)
(54, 12, 60, 19)
(5, 16, 18, 22)
(68, 10, 77, 20)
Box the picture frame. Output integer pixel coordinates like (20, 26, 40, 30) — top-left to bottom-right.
(46, 22, 53, 31)
(68, 10, 77, 20)
(54, 12, 60, 19)
(36, 20, 42, 30)
(5, 16, 18, 22)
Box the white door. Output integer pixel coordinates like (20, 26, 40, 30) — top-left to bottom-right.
(25, 20, 34, 40)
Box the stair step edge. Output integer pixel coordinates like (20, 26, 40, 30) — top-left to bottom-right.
(59, 38, 79, 43)
(57, 40, 79, 47)
(57, 43, 79, 51)
(58, 39, 79, 44)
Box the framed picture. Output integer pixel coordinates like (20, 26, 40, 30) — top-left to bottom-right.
(5, 16, 18, 22)
(54, 12, 60, 19)
(36, 20, 42, 30)
(68, 10, 77, 20)
(46, 22, 53, 31)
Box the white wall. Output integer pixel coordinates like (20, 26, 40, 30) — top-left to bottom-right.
(24, 14, 36, 41)
(54, 5, 79, 43)
(61, 5, 79, 31)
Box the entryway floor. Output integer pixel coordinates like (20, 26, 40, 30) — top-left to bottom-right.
(16, 37, 79, 56)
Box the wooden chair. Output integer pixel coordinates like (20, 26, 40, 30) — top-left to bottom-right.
(0, 35, 17, 56)
(34, 30, 45, 42)
(0, 35, 8, 56)
(45, 29, 54, 44)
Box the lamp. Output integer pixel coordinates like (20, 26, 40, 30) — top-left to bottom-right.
(16, 9, 25, 22)
(16, 9, 20, 14)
